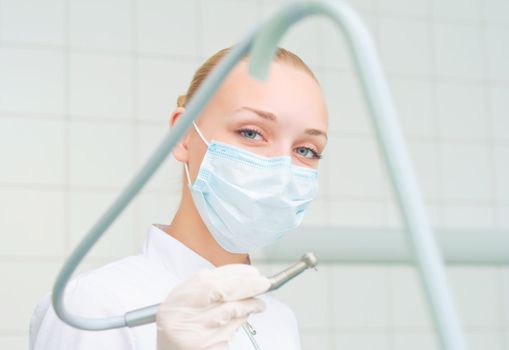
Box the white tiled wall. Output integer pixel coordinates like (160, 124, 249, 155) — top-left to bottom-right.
(0, 0, 508, 349)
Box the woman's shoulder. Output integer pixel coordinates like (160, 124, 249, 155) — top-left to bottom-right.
(41, 254, 178, 318)
(74, 255, 165, 289)
(69, 254, 178, 307)
(30, 254, 178, 349)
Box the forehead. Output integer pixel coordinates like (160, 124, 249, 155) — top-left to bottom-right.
(210, 59, 328, 128)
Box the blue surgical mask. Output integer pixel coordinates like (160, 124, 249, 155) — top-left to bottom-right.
(184, 122, 319, 253)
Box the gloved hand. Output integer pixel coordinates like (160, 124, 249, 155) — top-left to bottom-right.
(156, 264, 270, 350)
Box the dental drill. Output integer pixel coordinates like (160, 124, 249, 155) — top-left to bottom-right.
(123, 252, 319, 328)
(266, 252, 318, 292)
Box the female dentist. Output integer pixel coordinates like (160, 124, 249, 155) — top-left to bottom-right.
(30, 46, 329, 350)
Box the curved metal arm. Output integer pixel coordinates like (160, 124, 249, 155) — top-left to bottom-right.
(51, 26, 258, 331)
(247, 2, 467, 350)
(52, 1, 467, 349)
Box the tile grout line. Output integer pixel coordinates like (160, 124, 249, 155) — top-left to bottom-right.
(0, 0, 3, 40)
(196, 0, 204, 59)
(479, 0, 498, 230)
(366, 4, 398, 348)
(2, 109, 509, 144)
(131, 0, 141, 254)
(63, 0, 72, 254)
(3, 181, 508, 206)
(326, 264, 334, 349)
(481, 3, 509, 345)
(426, 0, 444, 231)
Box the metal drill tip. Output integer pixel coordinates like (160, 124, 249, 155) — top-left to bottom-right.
(301, 252, 318, 269)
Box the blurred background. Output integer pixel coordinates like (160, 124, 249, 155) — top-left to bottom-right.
(0, 0, 508, 349)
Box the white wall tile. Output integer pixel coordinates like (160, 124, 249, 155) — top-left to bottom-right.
(431, 0, 482, 21)
(486, 27, 509, 82)
(379, 0, 429, 16)
(0, 336, 27, 350)
(433, 23, 484, 79)
(0, 118, 65, 185)
(0, 188, 66, 256)
(200, 0, 259, 57)
(69, 121, 134, 188)
(436, 82, 488, 140)
(467, 331, 506, 350)
(343, 0, 377, 12)
(327, 136, 389, 198)
(317, 13, 377, 71)
(317, 155, 330, 199)
(389, 77, 436, 139)
(389, 266, 434, 329)
(386, 201, 442, 228)
(408, 140, 440, 200)
(329, 199, 388, 227)
(0, 261, 62, 331)
(331, 266, 389, 328)
(275, 15, 322, 70)
(383, 199, 403, 227)
(70, 53, 133, 119)
(0, 48, 64, 115)
(300, 331, 332, 350)
(69, 190, 136, 259)
(137, 57, 198, 121)
(502, 267, 509, 329)
(489, 86, 509, 141)
(302, 197, 330, 226)
(484, 0, 509, 26)
(334, 332, 390, 350)
(495, 205, 509, 230)
(269, 264, 331, 329)
(379, 17, 432, 76)
(392, 332, 440, 350)
(0, 0, 65, 45)
(448, 266, 502, 328)
(316, 71, 372, 135)
(494, 145, 509, 202)
(69, 0, 132, 51)
(136, 0, 199, 56)
(439, 142, 493, 201)
(440, 203, 495, 229)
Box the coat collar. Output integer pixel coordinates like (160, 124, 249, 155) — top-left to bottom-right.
(142, 224, 216, 281)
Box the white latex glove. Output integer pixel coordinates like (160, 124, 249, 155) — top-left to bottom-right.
(156, 264, 271, 350)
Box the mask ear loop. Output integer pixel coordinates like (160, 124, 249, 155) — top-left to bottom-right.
(192, 121, 209, 146)
(184, 121, 209, 186)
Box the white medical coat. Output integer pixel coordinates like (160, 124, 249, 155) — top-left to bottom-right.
(29, 224, 301, 349)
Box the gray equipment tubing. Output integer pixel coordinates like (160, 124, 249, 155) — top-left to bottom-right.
(51, 1, 467, 349)
(122, 253, 319, 328)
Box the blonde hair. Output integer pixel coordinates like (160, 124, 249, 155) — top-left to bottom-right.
(176, 46, 317, 108)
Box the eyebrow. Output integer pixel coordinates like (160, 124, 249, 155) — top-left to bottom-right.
(237, 106, 328, 140)
(238, 106, 277, 121)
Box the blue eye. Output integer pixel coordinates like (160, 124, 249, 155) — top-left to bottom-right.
(238, 128, 263, 141)
(295, 146, 322, 159)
